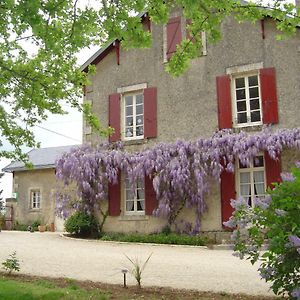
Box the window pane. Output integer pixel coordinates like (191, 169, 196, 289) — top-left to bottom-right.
(254, 171, 264, 183)
(236, 89, 246, 100)
(126, 201, 134, 211)
(136, 94, 143, 105)
(240, 183, 251, 196)
(254, 156, 264, 167)
(126, 117, 133, 126)
(251, 110, 261, 122)
(126, 189, 134, 200)
(249, 87, 259, 98)
(126, 106, 133, 116)
(125, 127, 133, 137)
(136, 116, 143, 125)
(235, 78, 245, 88)
(137, 200, 145, 211)
(239, 160, 248, 168)
(136, 189, 145, 200)
(240, 172, 250, 184)
(250, 99, 260, 110)
(237, 112, 247, 123)
(237, 101, 246, 112)
(136, 105, 143, 115)
(248, 75, 258, 87)
(136, 126, 144, 136)
(254, 183, 265, 196)
(125, 96, 133, 106)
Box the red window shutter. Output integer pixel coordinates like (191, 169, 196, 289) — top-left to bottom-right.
(145, 175, 157, 215)
(108, 173, 121, 216)
(166, 17, 182, 60)
(144, 87, 157, 138)
(220, 170, 236, 228)
(108, 93, 121, 142)
(260, 68, 279, 125)
(264, 152, 282, 189)
(216, 75, 232, 129)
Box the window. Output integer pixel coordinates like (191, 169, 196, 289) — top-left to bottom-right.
(109, 87, 157, 143)
(233, 73, 262, 127)
(30, 190, 41, 209)
(237, 155, 265, 207)
(124, 177, 145, 215)
(164, 16, 207, 62)
(123, 92, 144, 140)
(217, 67, 278, 130)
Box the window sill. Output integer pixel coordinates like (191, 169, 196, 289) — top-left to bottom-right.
(122, 138, 149, 146)
(119, 215, 149, 221)
(28, 208, 41, 212)
(233, 124, 263, 133)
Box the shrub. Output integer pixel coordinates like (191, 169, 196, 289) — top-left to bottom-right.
(13, 221, 28, 231)
(0, 214, 5, 230)
(100, 232, 206, 246)
(31, 220, 41, 231)
(64, 211, 99, 238)
(225, 164, 300, 299)
(2, 251, 20, 274)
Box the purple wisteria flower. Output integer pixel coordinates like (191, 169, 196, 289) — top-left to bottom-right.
(253, 197, 270, 210)
(275, 209, 286, 217)
(292, 288, 300, 300)
(289, 235, 300, 255)
(230, 197, 249, 210)
(281, 172, 296, 182)
(289, 235, 300, 247)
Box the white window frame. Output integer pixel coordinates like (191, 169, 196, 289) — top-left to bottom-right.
(124, 177, 145, 216)
(236, 155, 266, 207)
(231, 71, 263, 128)
(30, 190, 41, 209)
(121, 90, 144, 141)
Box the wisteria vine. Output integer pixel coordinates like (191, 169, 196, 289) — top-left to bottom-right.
(55, 127, 300, 233)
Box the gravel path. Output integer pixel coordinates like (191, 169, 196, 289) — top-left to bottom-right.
(0, 231, 272, 296)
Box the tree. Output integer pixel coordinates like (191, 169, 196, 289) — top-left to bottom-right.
(56, 127, 300, 235)
(0, 173, 4, 213)
(224, 164, 300, 299)
(0, 0, 299, 160)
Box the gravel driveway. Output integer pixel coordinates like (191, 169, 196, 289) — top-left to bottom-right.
(0, 231, 272, 296)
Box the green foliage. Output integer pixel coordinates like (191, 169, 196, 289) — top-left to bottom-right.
(31, 220, 41, 231)
(64, 211, 99, 238)
(0, 214, 5, 230)
(13, 221, 29, 231)
(2, 251, 20, 274)
(125, 253, 152, 288)
(0, 277, 109, 300)
(100, 232, 206, 246)
(228, 166, 300, 298)
(1, 1, 299, 160)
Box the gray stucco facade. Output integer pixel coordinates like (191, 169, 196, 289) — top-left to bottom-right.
(83, 15, 300, 236)
(83, 14, 300, 232)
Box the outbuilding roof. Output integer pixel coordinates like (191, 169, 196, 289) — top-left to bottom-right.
(2, 145, 77, 172)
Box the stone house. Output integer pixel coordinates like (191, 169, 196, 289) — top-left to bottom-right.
(3, 145, 75, 231)
(81, 10, 300, 239)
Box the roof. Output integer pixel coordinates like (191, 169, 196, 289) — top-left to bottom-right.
(2, 145, 77, 172)
(80, 12, 147, 72)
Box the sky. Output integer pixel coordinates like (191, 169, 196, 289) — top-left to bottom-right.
(0, 0, 297, 200)
(0, 47, 98, 199)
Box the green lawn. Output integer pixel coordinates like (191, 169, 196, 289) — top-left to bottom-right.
(0, 278, 108, 300)
(0, 275, 278, 300)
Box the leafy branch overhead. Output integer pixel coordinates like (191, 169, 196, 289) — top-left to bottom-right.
(0, 0, 299, 159)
